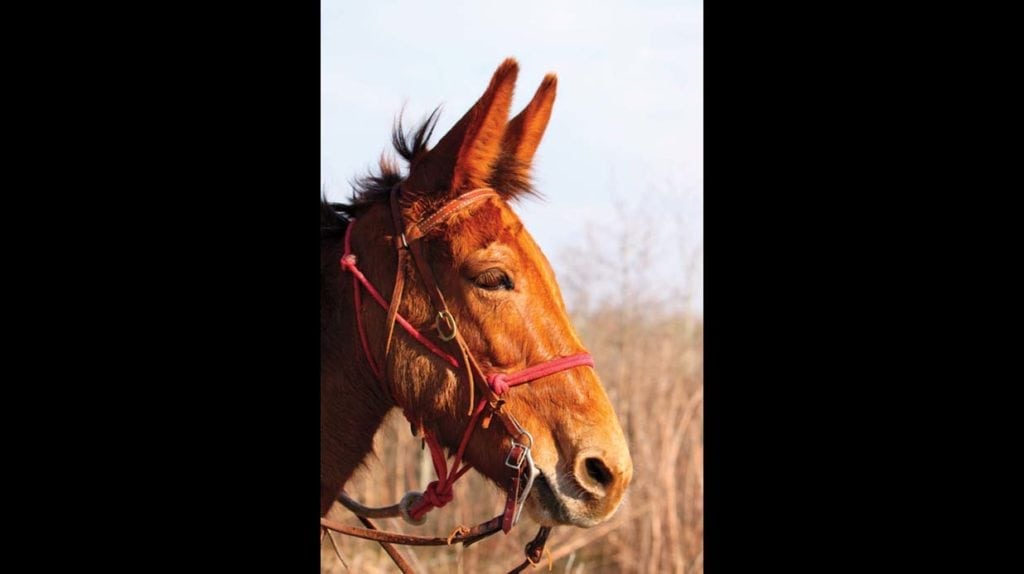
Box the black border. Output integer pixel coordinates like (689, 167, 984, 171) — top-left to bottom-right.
(19, 1, 988, 570)
(34, 4, 324, 569)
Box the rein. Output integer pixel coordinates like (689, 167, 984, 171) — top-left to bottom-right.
(324, 186, 593, 572)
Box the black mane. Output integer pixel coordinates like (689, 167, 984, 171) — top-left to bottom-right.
(322, 104, 539, 237)
(321, 109, 441, 238)
(320, 197, 348, 238)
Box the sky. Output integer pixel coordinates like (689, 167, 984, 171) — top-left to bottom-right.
(321, 0, 703, 314)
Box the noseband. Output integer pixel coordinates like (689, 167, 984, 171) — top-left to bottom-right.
(324, 185, 594, 571)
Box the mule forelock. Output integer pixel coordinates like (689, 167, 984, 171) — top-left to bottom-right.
(338, 108, 539, 221)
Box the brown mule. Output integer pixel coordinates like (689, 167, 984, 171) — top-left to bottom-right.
(321, 58, 633, 564)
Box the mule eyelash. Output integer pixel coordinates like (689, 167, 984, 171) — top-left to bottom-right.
(474, 268, 515, 291)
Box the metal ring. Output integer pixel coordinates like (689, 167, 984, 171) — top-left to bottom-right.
(435, 310, 458, 341)
(512, 448, 537, 527)
(505, 413, 535, 451)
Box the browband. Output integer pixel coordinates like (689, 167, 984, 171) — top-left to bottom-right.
(398, 187, 501, 244)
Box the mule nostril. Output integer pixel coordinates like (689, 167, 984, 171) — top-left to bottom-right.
(584, 457, 614, 488)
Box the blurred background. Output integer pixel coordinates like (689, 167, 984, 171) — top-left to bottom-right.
(322, 1, 702, 571)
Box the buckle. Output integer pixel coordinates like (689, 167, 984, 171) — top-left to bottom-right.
(504, 429, 533, 470)
(435, 310, 458, 342)
(511, 447, 537, 528)
(505, 442, 529, 469)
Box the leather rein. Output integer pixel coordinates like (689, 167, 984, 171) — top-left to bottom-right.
(322, 186, 595, 572)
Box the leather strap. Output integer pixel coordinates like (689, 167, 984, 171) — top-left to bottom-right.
(403, 187, 500, 243)
(393, 186, 505, 418)
(336, 185, 587, 558)
(320, 515, 503, 547)
(382, 201, 409, 374)
(506, 527, 553, 573)
(501, 443, 527, 533)
(320, 515, 553, 574)
(357, 516, 416, 574)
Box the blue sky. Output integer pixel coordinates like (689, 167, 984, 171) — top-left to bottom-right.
(322, 0, 703, 313)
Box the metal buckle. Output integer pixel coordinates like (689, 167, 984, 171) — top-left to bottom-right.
(505, 427, 534, 469)
(517, 449, 537, 502)
(435, 310, 457, 341)
(501, 417, 537, 529)
(505, 442, 529, 469)
(512, 447, 537, 527)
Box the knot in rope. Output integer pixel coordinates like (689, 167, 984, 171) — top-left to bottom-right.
(340, 254, 357, 271)
(422, 480, 454, 507)
(409, 480, 454, 520)
(487, 373, 510, 395)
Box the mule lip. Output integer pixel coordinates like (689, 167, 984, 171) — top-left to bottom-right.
(530, 472, 571, 525)
(529, 469, 602, 528)
(530, 465, 616, 529)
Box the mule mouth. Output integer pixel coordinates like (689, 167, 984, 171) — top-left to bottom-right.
(525, 470, 603, 528)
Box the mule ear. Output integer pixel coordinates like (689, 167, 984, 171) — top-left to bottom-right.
(492, 74, 557, 199)
(405, 59, 518, 196)
(503, 74, 557, 167)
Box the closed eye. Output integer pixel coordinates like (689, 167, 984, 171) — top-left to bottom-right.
(474, 268, 515, 291)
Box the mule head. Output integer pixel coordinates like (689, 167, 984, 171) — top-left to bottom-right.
(388, 59, 633, 528)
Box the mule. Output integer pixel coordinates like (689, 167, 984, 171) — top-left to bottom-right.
(321, 58, 632, 533)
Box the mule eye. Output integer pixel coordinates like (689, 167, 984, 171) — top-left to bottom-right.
(474, 268, 514, 291)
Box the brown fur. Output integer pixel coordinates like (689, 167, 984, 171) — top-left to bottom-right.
(505, 73, 557, 164)
(322, 59, 632, 526)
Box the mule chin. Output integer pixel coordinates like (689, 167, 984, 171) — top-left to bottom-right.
(523, 469, 618, 528)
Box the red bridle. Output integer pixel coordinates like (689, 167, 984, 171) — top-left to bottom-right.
(336, 186, 594, 535)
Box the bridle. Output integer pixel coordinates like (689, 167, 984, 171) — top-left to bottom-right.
(321, 185, 595, 572)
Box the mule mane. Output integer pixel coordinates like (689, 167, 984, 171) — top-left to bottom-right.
(323, 107, 539, 229)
